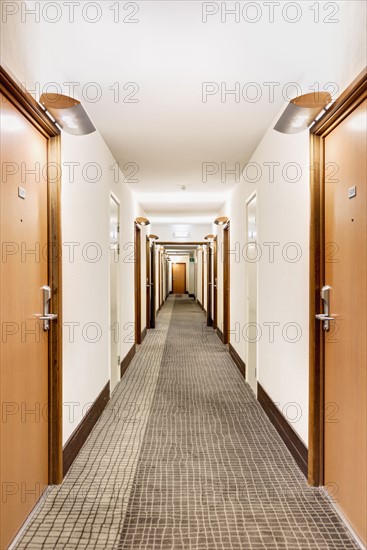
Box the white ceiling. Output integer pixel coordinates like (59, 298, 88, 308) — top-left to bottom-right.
(2, 1, 365, 221)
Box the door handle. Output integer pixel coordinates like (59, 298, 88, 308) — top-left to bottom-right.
(315, 285, 335, 331)
(36, 285, 58, 331)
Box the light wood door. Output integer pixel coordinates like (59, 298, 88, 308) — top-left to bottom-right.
(0, 93, 49, 548)
(207, 246, 213, 326)
(134, 224, 141, 344)
(213, 238, 218, 329)
(223, 225, 230, 344)
(324, 98, 366, 544)
(146, 237, 151, 329)
(172, 263, 186, 294)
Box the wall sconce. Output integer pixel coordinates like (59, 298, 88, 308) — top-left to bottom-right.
(274, 92, 332, 134)
(204, 234, 215, 240)
(135, 217, 150, 226)
(149, 234, 159, 240)
(39, 93, 95, 136)
(214, 216, 229, 226)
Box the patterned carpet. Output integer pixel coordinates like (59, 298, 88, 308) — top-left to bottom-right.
(15, 297, 359, 549)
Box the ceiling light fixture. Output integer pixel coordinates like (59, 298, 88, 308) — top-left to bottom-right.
(135, 217, 150, 226)
(39, 93, 96, 136)
(274, 91, 332, 134)
(214, 216, 229, 226)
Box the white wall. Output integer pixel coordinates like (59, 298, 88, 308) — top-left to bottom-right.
(1, 45, 148, 445)
(61, 132, 148, 443)
(215, 61, 367, 446)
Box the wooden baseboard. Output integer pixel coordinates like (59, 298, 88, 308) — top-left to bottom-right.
(216, 327, 224, 342)
(63, 381, 110, 476)
(229, 344, 246, 378)
(141, 327, 147, 343)
(257, 383, 308, 478)
(189, 293, 195, 298)
(121, 344, 136, 378)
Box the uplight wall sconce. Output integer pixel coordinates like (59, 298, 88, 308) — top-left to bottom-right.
(149, 234, 159, 240)
(39, 93, 96, 136)
(204, 234, 215, 240)
(274, 92, 332, 134)
(214, 216, 229, 226)
(135, 217, 150, 226)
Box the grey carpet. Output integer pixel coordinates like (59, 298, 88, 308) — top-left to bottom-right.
(117, 297, 358, 550)
(15, 297, 359, 549)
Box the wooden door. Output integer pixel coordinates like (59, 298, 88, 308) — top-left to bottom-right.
(134, 224, 141, 344)
(0, 93, 49, 548)
(223, 225, 230, 344)
(323, 98, 366, 544)
(207, 245, 213, 326)
(146, 237, 150, 329)
(150, 243, 156, 328)
(172, 263, 186, 294)
(213, 238, 218, 329)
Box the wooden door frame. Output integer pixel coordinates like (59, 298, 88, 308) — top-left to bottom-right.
(150, 242, 156, 328)
(207, 243, 213, 326)
(223, 224, 230, 344)
(165, 258, 170, 300)
(146, 237, 150, 329)
(158, 249, 162, 309)
(201, 248, 205, 309)
(161, 252, 164, 304)
(213, 237, 218, 329)
(308, 68, 367, 486)
(0, 66, 63, 484)
(134, 223, 141, 344)
(172, 262, 186, 294)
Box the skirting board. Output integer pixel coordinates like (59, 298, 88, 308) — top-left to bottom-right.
(63, 381, 110, 476)
(257, 383, 308, 478)
(141, 327, 147, 343)
(121, 344, 136, 378)
(229, 344, 246, 378)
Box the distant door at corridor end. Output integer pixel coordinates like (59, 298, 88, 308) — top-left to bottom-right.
(172, 263, 186, 294)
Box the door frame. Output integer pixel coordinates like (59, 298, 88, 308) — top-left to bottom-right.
(150, 242, 156, 328)
(172, 262, 186, 294)
(213, 237, 218, 329)
(146, 236, 150, 329)
(207, 243, 213, 326)
(223, 223, 230, 344)
(134, 222, 141, 344)
(308, 68, 367, 486)
(0, 66, 63, 483)
(201, 248, 204, 307)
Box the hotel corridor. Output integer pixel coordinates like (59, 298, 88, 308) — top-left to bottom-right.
(14, 297, 359, 550)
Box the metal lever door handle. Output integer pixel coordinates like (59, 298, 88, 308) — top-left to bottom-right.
(315, 285, 335, 331)
(38, 285, 58, 331)
(38, 314, 58, 321)
(315, 314, 335, 321)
